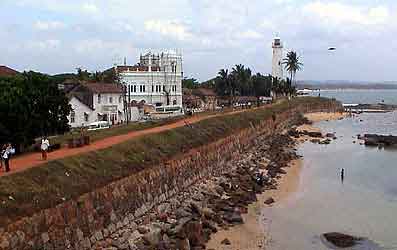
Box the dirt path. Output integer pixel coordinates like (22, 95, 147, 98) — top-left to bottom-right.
(0, 108, 253, 177)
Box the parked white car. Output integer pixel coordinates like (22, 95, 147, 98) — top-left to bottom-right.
(87, 121, 110, 131)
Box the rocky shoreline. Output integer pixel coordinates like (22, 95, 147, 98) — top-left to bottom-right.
(92, 123, 305, 250)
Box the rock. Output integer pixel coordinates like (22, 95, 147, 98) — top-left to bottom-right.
(142, 227, 162, 246)
(221, 238, 231, 245)
(323, 232, 361, 248)
(177, 238, 191, 250)
(190, 201, 203, 216)
(202, 207, 215, 219)
(319, 139, 331, 145)
(326, 133, 335, 138)
(137, 226, 149, 234)
(264, 197, 275, 205)
(224, 212, 243, 224)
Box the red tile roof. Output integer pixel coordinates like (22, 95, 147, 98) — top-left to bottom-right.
(83, 83, 123, 94)
(192, 88, 216, 96)
(0, 66, 19, 77)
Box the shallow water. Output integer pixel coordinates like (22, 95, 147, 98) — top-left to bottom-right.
(264, 112, 397, 250)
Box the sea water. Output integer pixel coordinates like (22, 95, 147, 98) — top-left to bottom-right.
(264, 110, 397, 249)
(309, 89, 397, 105)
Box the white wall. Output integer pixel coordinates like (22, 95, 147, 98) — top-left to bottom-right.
(92, 93, 125, 123)
(272, 45, 284, 79)
(68, 97, 95, 128)
(120, 72, 183, 107)
(68, 93, 126, 128)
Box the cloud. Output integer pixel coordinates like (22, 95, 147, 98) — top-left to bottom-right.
(81, 2, 99, 14)
(144, 19, 193, 41)
(33, 20, 66, 31)
(26, 39, 61, 50)
(303, 2, 390, 26)
(239, 30, 263, 40)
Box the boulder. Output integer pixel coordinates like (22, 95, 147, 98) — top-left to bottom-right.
(264, 197, 275, 205)
(224, 212, 243, 224)
(142, 227, 162, 246)
(323, 232, 361, 248)
(326, 133, 335, 138)
(221, 238, 231, 245)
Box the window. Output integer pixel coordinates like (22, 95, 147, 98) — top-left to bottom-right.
(84, 113, 89, 122)
(143, 85, 146, 92)
(133, 85, 137, 92)
(109, 97, 113, 103)
(70, 111, 75, 123)
(139, 85, 142, 92)
(163, 85, 165, 92)
(98, 94, 101, 104)
(152, 85, 154, 92)
(119, 96, 122, 103)
(173, 100, 177, 105)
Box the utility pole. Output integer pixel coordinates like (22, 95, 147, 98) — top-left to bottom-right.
(128, 85, 131, 123)
(124, 84, 129, 125)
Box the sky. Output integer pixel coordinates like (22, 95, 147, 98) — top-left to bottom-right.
(1, 0, 397, 82)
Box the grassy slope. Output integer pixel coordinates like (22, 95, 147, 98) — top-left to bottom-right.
(0, 97, 339, 226)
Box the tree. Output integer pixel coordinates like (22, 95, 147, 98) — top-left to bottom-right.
(231, 64, 252, 96)
(76, 68, 91, 81)
(182, 78, 200, 89)
(282, 51, 303, 85)
(215, 69, 230, 96)
(252, 73, 272, 106)
(0, 72, 71, 151)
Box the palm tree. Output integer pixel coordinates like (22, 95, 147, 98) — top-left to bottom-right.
(283, 51, 303, 86)
(216, 69, 230, 96)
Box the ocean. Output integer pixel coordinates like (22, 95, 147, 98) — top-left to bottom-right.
(309, 89, 397, 105)
(264, 91, 397, 250)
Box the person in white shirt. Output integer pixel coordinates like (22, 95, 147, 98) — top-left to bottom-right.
(41, 137, 50, 160)
(3, 143, 14, 172)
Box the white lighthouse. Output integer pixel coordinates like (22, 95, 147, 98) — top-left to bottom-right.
(272, 37, 283, 79)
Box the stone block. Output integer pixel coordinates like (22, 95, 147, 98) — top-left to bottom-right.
(94, 230, 103, 241)
(108, 224, 116, 234)
(123, 217, 129, 227)
(76, 229, 84, 242)
(41, 232, 50, 244)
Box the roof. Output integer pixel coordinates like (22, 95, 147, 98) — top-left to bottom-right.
(83, 83, 123, 93)
(69, 94, 94, 110)
(192, 88, 216, 97)
(0, 66, 19, 77)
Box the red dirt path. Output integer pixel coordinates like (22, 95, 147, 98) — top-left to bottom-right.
(0, 109, 250, 177)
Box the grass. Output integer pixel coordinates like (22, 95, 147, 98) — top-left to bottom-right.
(0, 97, 341, 226)
(47, 116, 186, 146)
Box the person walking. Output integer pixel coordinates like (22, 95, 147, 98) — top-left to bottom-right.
(41, 137, 50, 160)
(3, 143, 14, 172)
(340, 168, 345, 183)
(0, 144, 4, 169)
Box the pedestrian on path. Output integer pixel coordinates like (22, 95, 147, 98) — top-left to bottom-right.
(3, 143, 15, 172)
(41, 137, 50, 160)
(0, 144, 5, 169)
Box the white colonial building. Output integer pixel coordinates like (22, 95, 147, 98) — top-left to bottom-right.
(116, 51, 183, 115)
(66, 83, 124, 128)
(272, 37, 284, 79)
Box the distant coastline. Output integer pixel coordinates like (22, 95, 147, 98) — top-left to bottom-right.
(298, 82, 397, 90)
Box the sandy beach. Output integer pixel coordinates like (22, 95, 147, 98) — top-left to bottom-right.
(206, 111, 346, 250)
